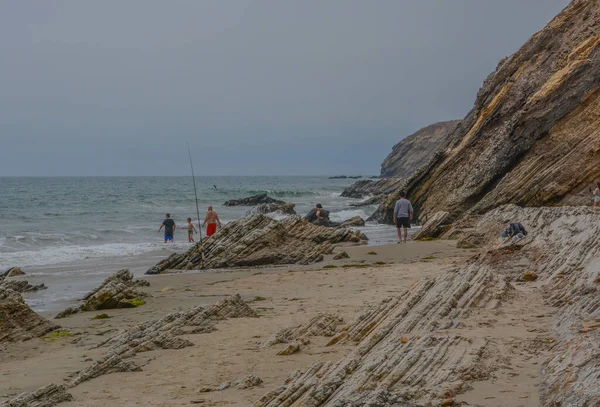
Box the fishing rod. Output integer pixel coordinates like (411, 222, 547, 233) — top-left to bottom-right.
(187, 142, 205, 268)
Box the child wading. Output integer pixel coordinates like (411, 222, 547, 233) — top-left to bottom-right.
(185, 217, 198, 242)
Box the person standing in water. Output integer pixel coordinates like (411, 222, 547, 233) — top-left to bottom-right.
(592, 182, 600, 208)
(393, 191, 413, 244)
(203, 206, 222, 237)
(185, 217, 198, 242)
(158, 213, 176, 243)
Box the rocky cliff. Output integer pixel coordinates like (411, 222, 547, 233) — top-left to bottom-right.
(380, 120, 460, 178)
(372, 0, 600, 223)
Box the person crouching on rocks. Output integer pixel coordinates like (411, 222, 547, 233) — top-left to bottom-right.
(304, 204, 331, 226)
(393, 191, 413, 244)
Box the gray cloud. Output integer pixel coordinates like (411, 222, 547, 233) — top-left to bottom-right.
(1, 0, 569, 176)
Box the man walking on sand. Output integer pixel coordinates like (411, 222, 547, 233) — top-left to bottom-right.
(158, 213, 176, 243)
(393, 191, 413, 244)
(203, 206, 222, 237)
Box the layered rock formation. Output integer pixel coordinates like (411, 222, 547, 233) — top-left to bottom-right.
(340, 178, 405, 199)
(56, 269, 150, 319)
(380, 120, 460, 178)
(247, 202, 297, 216)
(0, 279, 47, 293)
(371, 1, 600, 223)
(0, 286, 58, 343)
(1, 295, 256, 407)
(255, 205, 600, 406)
(224, 194, 285, 206)
(146, 215, 366, 273)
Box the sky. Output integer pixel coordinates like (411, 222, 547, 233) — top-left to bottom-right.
(1, 0, 569, 176)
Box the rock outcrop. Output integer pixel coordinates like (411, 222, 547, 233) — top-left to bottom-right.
(255, 205, 600, 406)
(339, 216, 366, 228)
(340, 178, 405, 199)
(0, 384, 73, 407)
(0, 286, 58, 343)
(247, 202, 296, 216)
(380, 120, 460, 178)
(411, 211, 450, 240)
(0, 280, 47, 293)
(224, 194, 285, 206)
(371, 1, 600, 223)
(66, 295, 256, 388)
(55, 269, 150, 319)
(146, 215, 366, 273)
(2, 267, 25, 278)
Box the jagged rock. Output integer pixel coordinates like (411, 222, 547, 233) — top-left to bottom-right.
(247, 202, 296, 216)
(234, 374, 263, 389)
(0, 280, 47, 293)
(277, 343, 300, 355)
(146, 215, 366, 273)
(380, 120, 461, 178)
(256, 205, 600, 406)
(3, 267, 25, 277)
(199, 374, 263, 393)
(55, 269, 150, 319)
(224, 194, 285, 206)
(65, 295, 256, 387)
(412, 211, 450, 240)
(339, 216, 365, 228)
(341, 178, 405, 199)
(333, 251, 350, 260)
(349, 195, 385, 207)
(371, 1, 600, 223)
(264, 314, 344, 347)
(0, 287, 58, 343)
(0, 384, 73, 407)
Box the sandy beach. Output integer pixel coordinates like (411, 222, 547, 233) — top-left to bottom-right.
(1, 238, 558, 407)
(1, 240, 494, 406)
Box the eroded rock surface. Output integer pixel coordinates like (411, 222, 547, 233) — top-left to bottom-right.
(411, 211, 450, 240)
(0, 384, 73, 407)
(55, 269, 150, 319)
(224, 194, 285, 206)
(147, 215, 366, 273)
(0, 280, 47, 293)
(247, 203, 296, 216)
(339, 216, 365, 228)
(341, 178, 405, 199)
(380, 120, 460, 178)
(264, 314, 344, 348)
(0, 287, 58, 343)
(371, 1, 600, 223)
(66, 295, 256, 387)
(256, 205, 600, 406)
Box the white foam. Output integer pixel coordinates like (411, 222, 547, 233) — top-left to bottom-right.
(0, 241, 189, 270)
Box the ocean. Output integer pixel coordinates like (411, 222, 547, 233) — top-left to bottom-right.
(0, 176, 399, 273)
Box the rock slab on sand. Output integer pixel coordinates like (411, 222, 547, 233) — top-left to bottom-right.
(0, 286, 58, 343)
(147, 214, 366, 273)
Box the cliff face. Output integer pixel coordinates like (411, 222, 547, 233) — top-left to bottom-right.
(372, 0, 600, 223)
(380, 120, 460, 178)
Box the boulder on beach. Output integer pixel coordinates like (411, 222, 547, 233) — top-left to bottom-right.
(0, 286, 59, 343)
(55, 269, 150, 319)
(146, 214, 367, 274)
(224, 193, 285, 206)
(3, 267, 25, 277)
(246, 202, 296, 216)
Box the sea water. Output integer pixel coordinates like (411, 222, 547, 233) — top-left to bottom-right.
(0, 176, 399, 272)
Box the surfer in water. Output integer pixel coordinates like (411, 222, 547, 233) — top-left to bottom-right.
(202, 206, 222, 237)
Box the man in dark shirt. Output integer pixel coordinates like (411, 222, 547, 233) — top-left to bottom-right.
(158, 213, 176, 243)
(304, 204, 331, 226)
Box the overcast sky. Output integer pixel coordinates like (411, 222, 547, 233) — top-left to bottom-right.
(1, 0, 569, 176)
